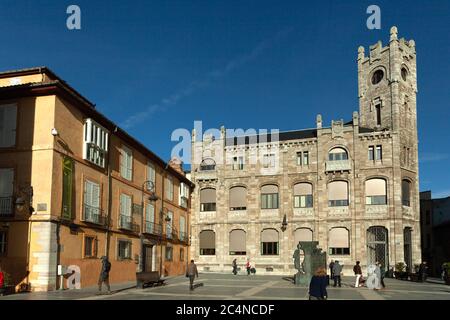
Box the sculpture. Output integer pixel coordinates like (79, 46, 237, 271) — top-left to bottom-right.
(293, 241, 326, 286)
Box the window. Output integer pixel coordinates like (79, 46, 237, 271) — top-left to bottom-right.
(262, 154, 276, 168)
(166, 211, 173, 239)
(62, 157, 74, 219)
(0, 230, 7, 255)
(199, 230, 215, 255)
(179, 216, 186, 241)
(179, 182, 189, 208)
(200, 188, 216, 212)
(329, 228, 350, 255)
(233, 156, 244, 170)
(83, 118, 108, 168)
(165, 176, 174, 201)
(147, 162, 156, 187)
(84, 236, 97, 258)
(401, 67, 408, 81)
(371, 69, 384, 85)
(0, 168, 14, 216)
(200, 158, 216, 171)
(376, 145, 382, 160)
(229, 229, 246, 255)
(120, 145, 133, 181)
(376, 104, 382, 126)
(365, 178, 387, 205)
(229, 186, 247, 210)
(145, 202, 155, 234)
(426, 210, 430, 225)
(261, 185, 279, 209)
(119, 194, 132, 229)
(296, 151, 309, 166)
(118, 240, 132, 260)
(293, 183, 313, 208)
(328, 181, 349, 207)
(83, 179, 101, 223)
(261, 229, 279, 255)
(294, 228, 313, 246)
(180, 248, 185, 261)
(328, 148, 348, 161)
(165, 246, 173, 261)
(402, 179, 411, 206)
(0, 104, 17, 148)
(368, 146, 374, 161)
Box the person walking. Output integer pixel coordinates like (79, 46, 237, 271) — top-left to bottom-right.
(308, 267, 328, 300)
(353, 261, 363, 288)
(246, 258, 251, 276)
(187, 259, 199, 291)
(374, 262, 382, 290)
(232, 259, 238, 275)
(379, 263, 386, 288)
(419, 261, 428, 282)
(328, 260, 335, 285)
(0, 266, 5, 296)
(332, 260, 342, 287)
(98, 256, 111, 294)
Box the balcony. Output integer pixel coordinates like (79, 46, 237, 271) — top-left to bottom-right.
(82, 204, 106, 225)
(325, 160, 351, 172)
(119, 214, 134, 231)
(0, 197, 13, 216)
(144, 221, 162, 236)
(179, 231, 188, 243)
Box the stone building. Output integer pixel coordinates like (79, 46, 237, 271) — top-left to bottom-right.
(0, 67, 193, 291)
(189, 27, 421, 275)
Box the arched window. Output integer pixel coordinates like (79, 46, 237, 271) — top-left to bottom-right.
(229, 229, 246, 255)
(200, 158, 216, 171)
(293, 183, 313, 208)
(261, 229, 279, 255)
(328, 181, 349, 207)
(329, 227, 350, 255)
(402, 179, 411, 207)
(261, 185, 279, 209)
(199, 230, 215, 255)
(328, 147, 348, 161)
(229, 186, 247, 211)
(200, 188, 216, 212)
(294, 228, 313, 246)
(371, 69, 384, 85)
(365, 178, 387, 205)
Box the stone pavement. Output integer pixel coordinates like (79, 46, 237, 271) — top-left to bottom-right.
(1, 274, 449, 300)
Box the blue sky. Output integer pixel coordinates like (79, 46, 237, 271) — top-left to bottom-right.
(1, 0, 449, 197)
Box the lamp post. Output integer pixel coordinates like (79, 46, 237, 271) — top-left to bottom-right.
(281, 214, 288, 232)
(15, 186, 34, 215)
(140, 181, 159, 272)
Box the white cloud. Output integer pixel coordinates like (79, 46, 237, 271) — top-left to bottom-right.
(419, 152, 449, 163)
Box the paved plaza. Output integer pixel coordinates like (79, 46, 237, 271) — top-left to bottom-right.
(1, 273, 449, 300)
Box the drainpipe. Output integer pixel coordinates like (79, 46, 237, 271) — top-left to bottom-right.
(105, 127, 117, 259)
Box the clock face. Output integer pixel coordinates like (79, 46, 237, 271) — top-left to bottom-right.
(401, 67, 408, 81)
(371, 69, 384, 85)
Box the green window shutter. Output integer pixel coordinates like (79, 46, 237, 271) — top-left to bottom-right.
(62, 157, 74, 219)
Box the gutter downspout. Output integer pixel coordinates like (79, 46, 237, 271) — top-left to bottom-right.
(105, 127, 117, 259)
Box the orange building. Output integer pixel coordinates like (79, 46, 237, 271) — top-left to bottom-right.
(0, 67, 193, 292)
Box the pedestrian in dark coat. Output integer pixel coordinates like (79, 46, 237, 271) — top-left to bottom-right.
(332, 260, 343, 287)
(309, 267, 328, 300)
(328, 260, 335, 285)
(232, 259, 238, 275)
(187, 260, 199, 290)
(98, 256, 111, 293)
(419, 261, 428, 282)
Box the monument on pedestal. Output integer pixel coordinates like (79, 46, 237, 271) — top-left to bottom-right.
(293, 241, 326, 286)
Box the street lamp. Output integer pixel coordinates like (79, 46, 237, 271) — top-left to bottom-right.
(139, 181, 159, 272)
(15, 186, 34, 215)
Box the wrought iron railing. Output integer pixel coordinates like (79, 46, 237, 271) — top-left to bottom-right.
(0, 197, 13, 216)
(82, 204, 105, 225)
(144, 221, 162, 236)
(179, 231, 188, 242)
(119, 214, 133, 230)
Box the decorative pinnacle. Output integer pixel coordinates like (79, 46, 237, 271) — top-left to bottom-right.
(390, 26, 398, 41)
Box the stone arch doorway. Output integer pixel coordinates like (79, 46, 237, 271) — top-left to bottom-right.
(367, 226, 389, 269)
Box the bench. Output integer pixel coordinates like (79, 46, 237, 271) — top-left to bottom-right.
(136, 271, 166, 289)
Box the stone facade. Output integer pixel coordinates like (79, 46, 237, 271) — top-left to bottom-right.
(189, 27, 421, 276)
